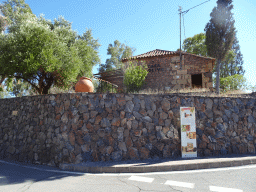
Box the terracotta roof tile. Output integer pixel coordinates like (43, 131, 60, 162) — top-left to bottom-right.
(122, 49, 215, 61)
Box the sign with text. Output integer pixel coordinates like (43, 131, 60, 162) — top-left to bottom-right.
(147, 64, 165, 73)
(180, 107, 197, 158)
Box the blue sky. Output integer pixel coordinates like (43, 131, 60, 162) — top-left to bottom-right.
(2, 0, 256, 88)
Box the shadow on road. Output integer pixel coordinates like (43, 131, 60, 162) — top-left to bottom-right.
(0, 160, 82, 186)
(1, 153, 256, 185)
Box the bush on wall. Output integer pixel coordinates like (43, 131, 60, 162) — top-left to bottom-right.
(123, 61, 148, 93)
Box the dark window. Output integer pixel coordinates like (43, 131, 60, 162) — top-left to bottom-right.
(191, 74, 202, 88)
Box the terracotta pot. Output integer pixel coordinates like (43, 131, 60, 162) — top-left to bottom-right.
(75, 77, 94, 93)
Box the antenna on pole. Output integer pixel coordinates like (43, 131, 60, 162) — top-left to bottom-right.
(178, 0, 211, 70)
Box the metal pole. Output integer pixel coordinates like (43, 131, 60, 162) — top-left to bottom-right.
(178, 1, 211, 70)
(179, 6, 182, 70)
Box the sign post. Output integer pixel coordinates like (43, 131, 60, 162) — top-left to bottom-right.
(180, 107, 197, 158)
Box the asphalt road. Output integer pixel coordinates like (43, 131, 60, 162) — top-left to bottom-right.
(0, 160, 255, 192)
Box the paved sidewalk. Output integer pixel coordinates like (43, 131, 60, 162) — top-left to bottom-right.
(59, 154, 256, 173)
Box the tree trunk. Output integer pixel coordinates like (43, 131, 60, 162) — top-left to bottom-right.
(216, 59, 221, 95)
(41, 75, 54, 95)
(37, 85, 51, 95)
(42, 87, 50, 94)
(0, 75, 6, 85)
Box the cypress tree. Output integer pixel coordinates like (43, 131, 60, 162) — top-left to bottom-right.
(220, 34, 245, 78)
(205, 0, 235, 94)
(230, 34, 245, 76)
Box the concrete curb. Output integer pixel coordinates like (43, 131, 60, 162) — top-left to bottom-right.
(59, 156, 256, 173)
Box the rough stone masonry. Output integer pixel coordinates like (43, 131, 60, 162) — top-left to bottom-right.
(0, 93, 255, 168)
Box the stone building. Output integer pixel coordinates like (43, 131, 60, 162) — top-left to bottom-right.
(94, 49, 215, 91)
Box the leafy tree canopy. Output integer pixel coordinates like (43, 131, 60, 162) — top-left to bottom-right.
(99, 40, 135, 73)
(0, 0, 32, 32)
(0, 0, 100, 95)
(0, 13, 8, 32)
(181, 32, 244, 79)
(0, 0, 31, 93)
(182, 33, 208, 57)
(97, 40, 135, 93)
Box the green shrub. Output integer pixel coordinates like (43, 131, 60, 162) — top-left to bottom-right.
(216, 74, 248, 92)
(123, 61, 148, 93)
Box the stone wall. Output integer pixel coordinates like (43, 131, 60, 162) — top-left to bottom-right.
(0, 93, 255, 168)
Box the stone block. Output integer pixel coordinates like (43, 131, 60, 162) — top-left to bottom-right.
(204, 127, 215, 136)
(117, 97, 126, 107)
(101, 118, 111, 127)
(160, 112, 168, 120)
(125, 137, 133, 148)
(177, 69, 187, 75)
(134, 130, 142, 137)
(111, 118, 121, 127)
(173, 75, 180, 80)
(128, 147, 139, 160)
(161, 99, 170, 112)
(110, 150, 122, 161)
(162, 127, 170, 134)
(202, 134, 210, 143)
(172, 84, 181, 90)
(139, 147, 150, 160)
(118, 142, 127, 152)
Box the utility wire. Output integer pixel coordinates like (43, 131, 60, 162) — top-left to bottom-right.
(182, 0, 211, 15)
(180, 0, 211, 46)
(178, 0, 211, 69)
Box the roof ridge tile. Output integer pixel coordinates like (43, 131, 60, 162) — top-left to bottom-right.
(122, 49, 215, 60)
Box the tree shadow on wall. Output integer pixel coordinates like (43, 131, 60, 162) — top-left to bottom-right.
(79, 148, 183, 168)
(80, 151, 256, 168)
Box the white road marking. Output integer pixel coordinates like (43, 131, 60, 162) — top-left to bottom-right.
(164, 180, 195, 188)
(1, 159, 256, 177)
(210, 186, 243, 192)
(128, 176, 154, 183)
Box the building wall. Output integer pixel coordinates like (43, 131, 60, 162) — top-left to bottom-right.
(123, 54, 214, 91)
(0, 93, 255, 168)
(98, 70, 124, 91)
(183, 54, 214, 89)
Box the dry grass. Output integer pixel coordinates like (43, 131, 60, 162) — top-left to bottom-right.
(48, 86, 75, 94)
(32, 82, 253, 98)
(223, 89, 247, 95)
(138, 87, 210, 94)
(136, 87, 251, 98)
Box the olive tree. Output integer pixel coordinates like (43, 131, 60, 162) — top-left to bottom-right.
(0, 11, 100, 95)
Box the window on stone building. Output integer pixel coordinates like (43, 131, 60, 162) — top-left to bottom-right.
(191, 74, 202, 88)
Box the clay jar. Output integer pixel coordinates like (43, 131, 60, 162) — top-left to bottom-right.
(75, 77, 94, 93)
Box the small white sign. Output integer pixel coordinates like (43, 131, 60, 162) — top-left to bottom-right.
(12, 111, 18, 116)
